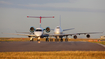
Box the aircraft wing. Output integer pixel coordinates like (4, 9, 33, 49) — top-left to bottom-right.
(63, 28, 75, 31)
(3, 33, 36, 37)
(49, 33, 73, 36)
(73, 32, 103, 35)
(15, 31, 31, 34)
(51, 29, 54, 31)
(16, 32, 31, 34)
(49, 32, 103, 36)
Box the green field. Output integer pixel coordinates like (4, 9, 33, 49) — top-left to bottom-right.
(0, 51, 105, 59)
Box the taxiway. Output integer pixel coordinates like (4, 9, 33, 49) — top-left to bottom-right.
(0, 41, 105, 52)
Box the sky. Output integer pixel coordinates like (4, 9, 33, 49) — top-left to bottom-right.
(0, 0, 105, 38)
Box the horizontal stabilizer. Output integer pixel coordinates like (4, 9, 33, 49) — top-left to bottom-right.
(27, 16, 54, 18)
(27, 16, 54, 27)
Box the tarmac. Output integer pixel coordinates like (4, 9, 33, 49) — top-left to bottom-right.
(0, 41, 105, 52)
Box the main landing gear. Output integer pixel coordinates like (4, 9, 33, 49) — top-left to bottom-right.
(65, 36, 68, 42)
(61, 38, 63, 42)
(30, 37, 33, 41)
(55, 36, 60, 42)
(55, 36, 68, 42)
(46, 37, 49, 42)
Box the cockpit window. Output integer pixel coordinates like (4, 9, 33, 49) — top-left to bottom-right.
(57, 27, 60, 29)
(35, 29, 42, 31)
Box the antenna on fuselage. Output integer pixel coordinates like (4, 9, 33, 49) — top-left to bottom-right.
(27, 16, 54, 27)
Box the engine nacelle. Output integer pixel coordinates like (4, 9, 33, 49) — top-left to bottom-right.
(30, 26, 35, 33)
(86, 34, 90, 38)
(73, 35, 77, 39)
(45, 27, 50, 33)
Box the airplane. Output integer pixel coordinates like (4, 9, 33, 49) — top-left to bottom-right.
(48, 16, 103, 41)
(4, 16, 54, 41)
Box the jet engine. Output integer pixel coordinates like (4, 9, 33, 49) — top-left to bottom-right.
(45, 27, 50, 33)
(30, 27, 35, 33)
(86, 34, 90, 38)
(73, 35, 77, 39)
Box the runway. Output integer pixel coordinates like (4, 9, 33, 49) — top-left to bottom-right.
(0, 41, 105, 52)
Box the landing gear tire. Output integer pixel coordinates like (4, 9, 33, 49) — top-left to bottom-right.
(30, 39, 33, 41)
(46, 38, 49, 42)
(65, 36, 68, 42)
(55, 39, 57, 41)
(50, 38, 53, 42)
(61, 38, 63, 42)
(65, 38, 68, 42)
(55, 39, 59, 42)
(37, 39, 40, 41)
(30, 37, 33, 42)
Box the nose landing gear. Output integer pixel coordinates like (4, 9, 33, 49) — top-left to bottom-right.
(37, 37, 41, 43)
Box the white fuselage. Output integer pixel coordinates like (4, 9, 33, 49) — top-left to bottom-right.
(54, 26, 63, 35)
(34, 27, 43, 37)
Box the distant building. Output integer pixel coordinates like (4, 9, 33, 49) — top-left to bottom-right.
(100, 35, 105, 39)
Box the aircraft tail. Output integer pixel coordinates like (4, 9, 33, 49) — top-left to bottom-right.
(59, 15, 61, 27)
(27, 16, 54, 27)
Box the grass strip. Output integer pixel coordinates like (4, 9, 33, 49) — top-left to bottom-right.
(0, 51, 105, 59)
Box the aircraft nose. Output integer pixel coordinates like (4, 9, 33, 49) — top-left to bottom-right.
(55, 29, 60, 34)
(56, 31, 60, 34)
(35, 32, 42, 36)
